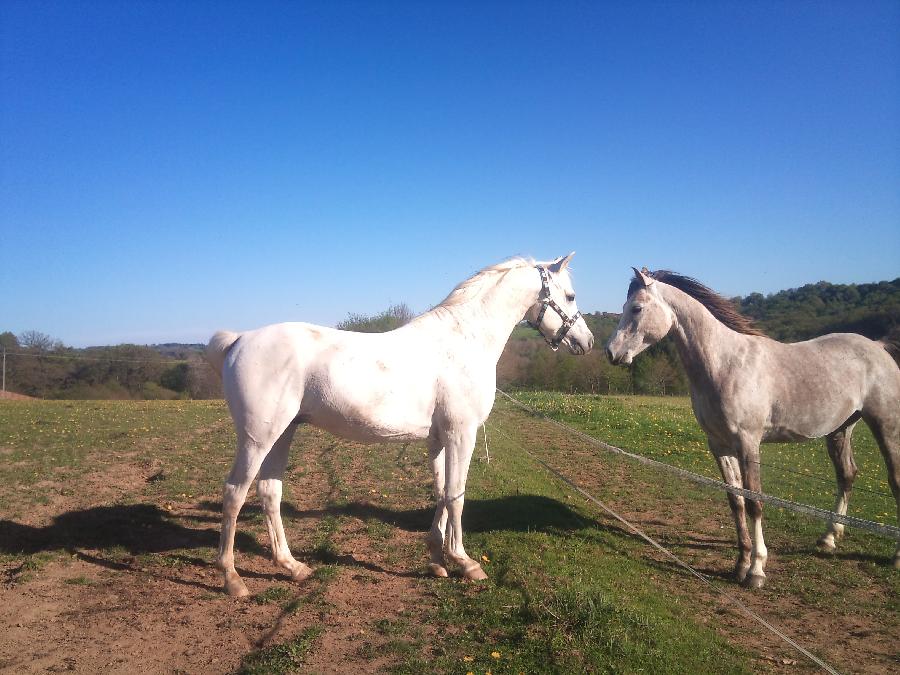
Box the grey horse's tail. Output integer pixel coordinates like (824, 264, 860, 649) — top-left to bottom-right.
(881, 338, 900, 371)
(206, 330, 241, 377)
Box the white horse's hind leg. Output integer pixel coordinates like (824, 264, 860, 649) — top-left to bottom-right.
(258, 423, 313, 583)
(442, 425, 487, 581)
(216, 432, 272, 598)
(426, 431, 449, 577)
(714, 453, 752, 582)
(817, 421, 859, 553)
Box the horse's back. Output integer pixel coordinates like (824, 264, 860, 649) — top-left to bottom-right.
(221, 321, 444, 443)
(762, 332, 900, 440)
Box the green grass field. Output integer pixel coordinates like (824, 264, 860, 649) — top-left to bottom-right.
(0, 396, 896, 673)
(511, 391, 897, 527)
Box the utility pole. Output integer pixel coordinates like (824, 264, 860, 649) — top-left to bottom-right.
(2, 347, 5, 392)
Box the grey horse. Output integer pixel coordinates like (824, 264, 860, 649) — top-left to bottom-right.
(606, 267, 900, 588)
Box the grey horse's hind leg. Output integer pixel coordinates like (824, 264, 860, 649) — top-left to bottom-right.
(863, 413, 900, 569)
(714, 453, 752, 582)
(817, 417, 860, 553)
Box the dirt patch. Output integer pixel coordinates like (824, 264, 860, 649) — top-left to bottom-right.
(0, 392, 36, 401)
(0, 433, 442, 674)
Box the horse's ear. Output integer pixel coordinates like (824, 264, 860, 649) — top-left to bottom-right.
(549, 252, 575, 273)
(631, 266, 654, 287)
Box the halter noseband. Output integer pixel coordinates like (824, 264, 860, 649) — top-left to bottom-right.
(527, 266, 582, 351)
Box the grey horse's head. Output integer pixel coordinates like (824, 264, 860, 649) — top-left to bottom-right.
(605, 267, 674, 365)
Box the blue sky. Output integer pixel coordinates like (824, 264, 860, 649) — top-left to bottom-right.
(1, 1, 898, 347)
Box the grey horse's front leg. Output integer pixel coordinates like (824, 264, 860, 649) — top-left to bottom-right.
(713, 452, 752, 583)
(738, 436, 768, 589)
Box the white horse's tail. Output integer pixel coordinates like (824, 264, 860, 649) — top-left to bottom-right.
(206, 330, 241, 377)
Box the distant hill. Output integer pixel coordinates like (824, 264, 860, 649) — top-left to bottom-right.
(3, 277, 897, 399)
(737, 278, 900, 342)
(152, 343, 207, 359)
(498, 276, 900, 395)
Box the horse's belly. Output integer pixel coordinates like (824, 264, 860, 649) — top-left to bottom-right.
(762, 426, 818, 443)
(299, 406, 432, 444)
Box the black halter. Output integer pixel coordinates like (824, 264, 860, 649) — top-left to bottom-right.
(527, 266, 582, 351)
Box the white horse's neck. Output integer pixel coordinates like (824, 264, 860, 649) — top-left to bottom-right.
(660, 283, 751, 390)
(412, 265, 540, 364)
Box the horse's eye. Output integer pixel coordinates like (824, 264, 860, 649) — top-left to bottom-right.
(632, 306, 643, 314)
(566, 294, 575, 302)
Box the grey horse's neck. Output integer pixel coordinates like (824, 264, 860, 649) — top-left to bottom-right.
(660, 283, 752, 391)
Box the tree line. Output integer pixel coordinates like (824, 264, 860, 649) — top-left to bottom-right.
(3, 277, 897, 399)
(0, 332, 220, 400)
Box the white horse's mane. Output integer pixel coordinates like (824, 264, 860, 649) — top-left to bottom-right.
(434, 257, 537, 309)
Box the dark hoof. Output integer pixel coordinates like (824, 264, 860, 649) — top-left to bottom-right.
(733, 564, 750, 583)
(743, 574, 766, 589)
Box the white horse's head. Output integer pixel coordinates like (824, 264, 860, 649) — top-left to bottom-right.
(605, 267, 675, 365)
(524, 253, 594, 355)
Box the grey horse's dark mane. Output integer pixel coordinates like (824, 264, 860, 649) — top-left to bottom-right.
(630, 270, 766, 337)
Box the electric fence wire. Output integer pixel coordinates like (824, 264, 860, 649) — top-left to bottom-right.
(487, 408, 843, 674)
(495, 389, 899, 541)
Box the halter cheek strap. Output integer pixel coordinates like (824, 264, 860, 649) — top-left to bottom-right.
(526, 266, 582, 351)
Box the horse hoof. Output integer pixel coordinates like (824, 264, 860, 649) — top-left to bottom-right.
(290, 564, 314, 583)
(428, 563, 449, 578)
(463, 565, 488, 581)
(733, 565, 750, 583)
(816, 536, 836, 553)
(224, 578, 250, 598)
(743, 574, 766, 590)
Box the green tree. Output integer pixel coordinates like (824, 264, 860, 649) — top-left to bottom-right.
(336, 303, 414, 332)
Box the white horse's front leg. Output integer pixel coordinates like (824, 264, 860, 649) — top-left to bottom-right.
(427, 433, 449, 577)
(258, 424, 313, 583)
(442, 425, 487, 581)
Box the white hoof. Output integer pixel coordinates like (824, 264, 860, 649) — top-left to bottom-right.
(428, 562, 449, 578)
(462, 564, 488, 581)
(289, 562, 314, 583)
(224, 575, 250, 598)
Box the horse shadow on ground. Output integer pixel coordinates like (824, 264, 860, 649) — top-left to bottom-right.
(0, 504, 283, 591)
(0, 495, 600, 583)
(0, 503, 263, 560)
(195, 493, 604, 537)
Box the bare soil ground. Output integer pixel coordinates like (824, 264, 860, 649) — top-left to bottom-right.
(0, 430, 440, 674)
(1, 400, 897, 673)
(0, 391, 35, 401)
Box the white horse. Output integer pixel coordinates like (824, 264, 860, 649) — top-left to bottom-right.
(606, 268, 900, 588)
(207, 255, 594, 597)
